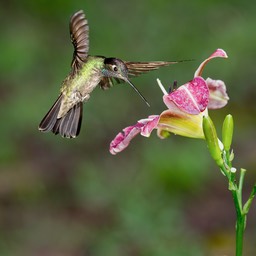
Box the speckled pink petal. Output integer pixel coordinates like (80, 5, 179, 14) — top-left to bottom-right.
(194, 49, 228, 77)
(206, 78, 229, 109)
(109, 116, 160, 155)
(140, 115, 160, 137)
(110, 123, 144, 155)
(163, 77, 209, 115)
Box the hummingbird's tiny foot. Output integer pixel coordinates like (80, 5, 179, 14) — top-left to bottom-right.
(82, 94, 90, 101)
(72, 91, 90, 102)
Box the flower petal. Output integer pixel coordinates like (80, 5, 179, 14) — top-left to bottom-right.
(109, 116, 160, 155)
(163, 77, 209, 115)
(206, 78, 229, 109)
(139, 115, 160, 137)
(110, 123, 143, 155)
(194, 49, 228, 77)
(158, 108, 207, 139)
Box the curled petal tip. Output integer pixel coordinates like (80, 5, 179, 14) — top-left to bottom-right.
(212, 49, 228, 58)
(195, 48, 228, 77)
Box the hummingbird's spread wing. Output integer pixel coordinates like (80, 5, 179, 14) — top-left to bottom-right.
(70, 10, 89, 75)
(125, 61, 179, 76)
(99, 61, 180, 90)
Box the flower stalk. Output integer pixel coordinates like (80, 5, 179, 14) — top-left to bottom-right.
(203, 115, 256, 256)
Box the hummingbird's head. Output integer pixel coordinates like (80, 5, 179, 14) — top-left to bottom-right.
(103, 58, 150, 107)
(103, 58, 129, 81)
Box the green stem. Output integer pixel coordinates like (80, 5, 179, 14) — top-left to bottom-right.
(220, 164, 231, 180)
(235, 211, 246, 256)
(231, 187, 245, 256)
(238, 169, 246, 194)
(225, 166, 245, 256)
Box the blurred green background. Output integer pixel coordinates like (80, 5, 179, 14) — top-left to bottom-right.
(1, 0, 256, 255)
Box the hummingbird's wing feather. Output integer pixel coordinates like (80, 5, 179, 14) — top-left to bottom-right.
(70, 10, 89, 75)
(99, 61, 182, 90)
(125, 61, 179, 77)
(99, 77, 123, 90)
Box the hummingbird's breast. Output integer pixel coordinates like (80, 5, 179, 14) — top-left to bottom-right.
(58, 57, 104, 118)
(72, 57, 104, 95)
(72, 69, 101, 97)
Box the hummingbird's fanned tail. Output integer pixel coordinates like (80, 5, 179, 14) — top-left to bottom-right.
(39, 95, 83, 138)
(53, 102, 83, 138)
(39, 95, 63, 132)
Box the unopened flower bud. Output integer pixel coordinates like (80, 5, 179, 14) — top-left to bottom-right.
(203, 116, 223, 167)
(222, 114, 234, 151)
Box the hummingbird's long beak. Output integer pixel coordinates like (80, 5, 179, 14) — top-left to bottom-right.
(126, 79, 150, 107)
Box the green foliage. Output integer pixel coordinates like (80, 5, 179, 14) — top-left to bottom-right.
(1, 0, 256, 255)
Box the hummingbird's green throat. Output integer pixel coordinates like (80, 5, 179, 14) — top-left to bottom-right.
(38, 10, 180, 138)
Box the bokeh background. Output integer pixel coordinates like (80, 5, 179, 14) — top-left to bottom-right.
(1, 0, 256, 255)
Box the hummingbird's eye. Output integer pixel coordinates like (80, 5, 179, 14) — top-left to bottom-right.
(112, 65, 118, 72)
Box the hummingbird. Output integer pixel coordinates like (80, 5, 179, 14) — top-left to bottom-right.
(39, 10, 181, 138)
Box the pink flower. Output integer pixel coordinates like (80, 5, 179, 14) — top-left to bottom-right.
(110, 49, 228, 155)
